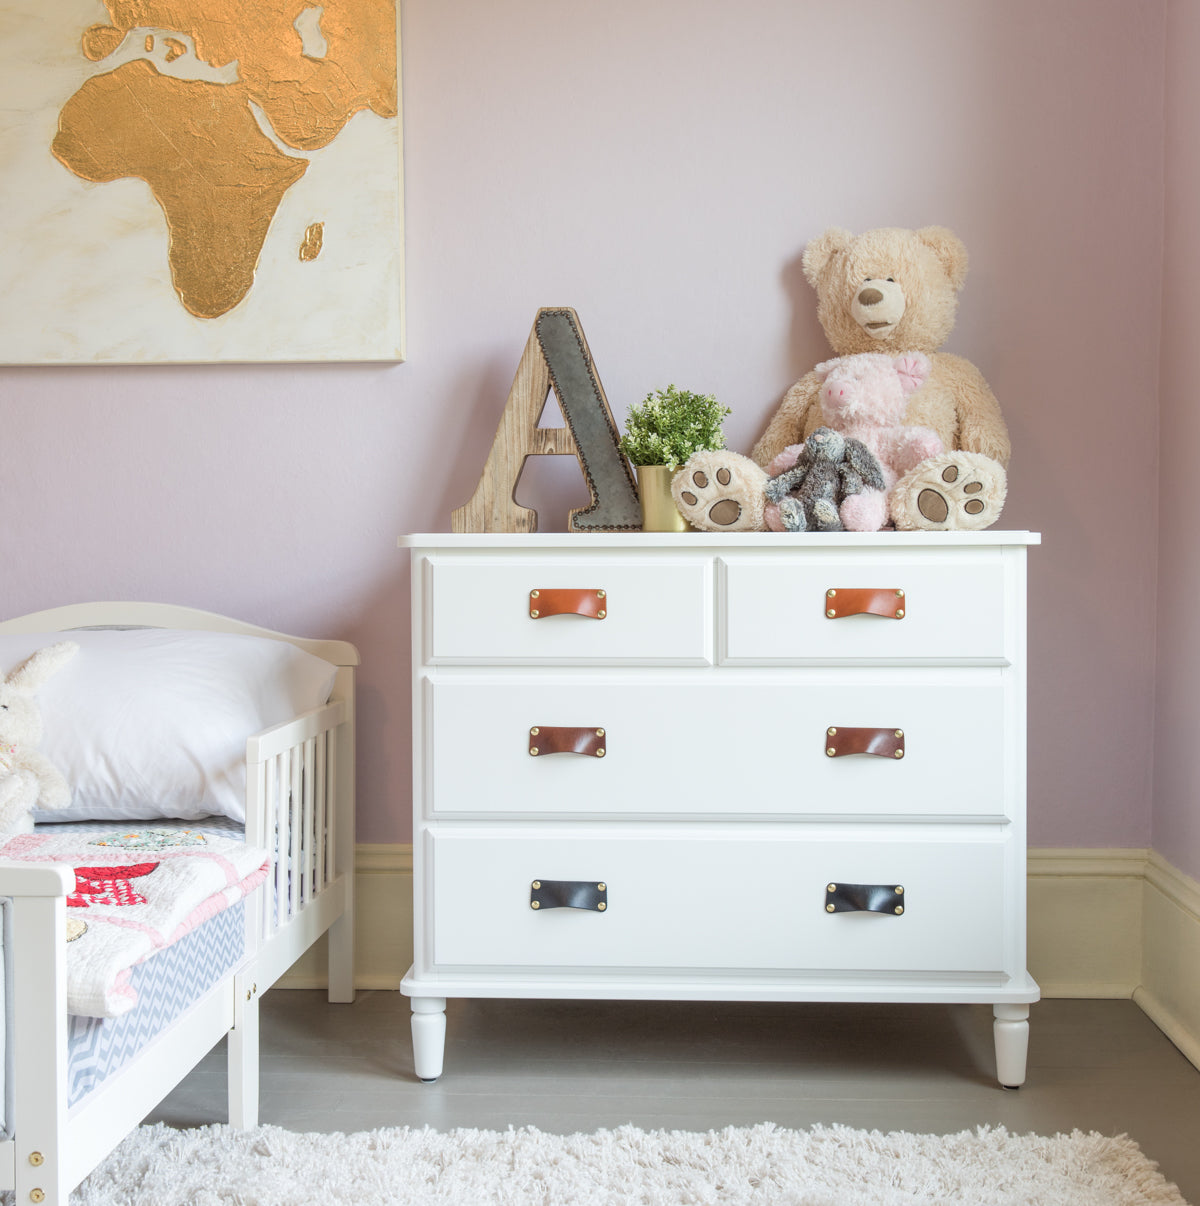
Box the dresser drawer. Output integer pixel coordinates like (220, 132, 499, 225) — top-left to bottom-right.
(421, 554, 712, 665)
(720, 552, 1011, 665)
(423, 673, 1010, 820)
(427, 828, 1009, 974)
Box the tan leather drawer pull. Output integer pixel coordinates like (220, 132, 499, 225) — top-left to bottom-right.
(529, 726, 607, 757)
(825, 727, 905, 759)
(825, 588, 905, 619)
(529, 588, 607, 619)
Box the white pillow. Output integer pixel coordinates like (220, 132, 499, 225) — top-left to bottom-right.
(0, 628, 339, 824)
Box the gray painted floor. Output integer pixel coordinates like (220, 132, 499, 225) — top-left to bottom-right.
(148, 992, 1200, 1204)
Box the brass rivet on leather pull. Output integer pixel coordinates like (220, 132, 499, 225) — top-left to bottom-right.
(827, 727, 837, 736)
(31, 1191, 45, 1204)
(827, 883, 837, 892)
(826, 903, 835, 912)
(531, 900, 540, 909)
(530, 610, 540, 618)
(596, 729, 605, 736)
(530, 727, 540, 736)
(597, 590, 606, 598)
(895, 906, 904, 915)
(895, 886, 904, 895)
(532, 881, 541, 889)
(597, 902, 607, 911)
(597, 610, 607, 618)
(826, 747, 836, 757)
(596, 749, 605, 757)
(827, 589, 837, 597)
(827, 608, 837, 618)
(894, 730, 903, 738)
(531, 590, 540, 598)
(28, 1153, 43, 1167)
(530, 747, 539, 756)
(896, 609, 905, 618)
(894, 749, 904, 759)
(896, 590, 904, 597)
(597, 883, 606, 891)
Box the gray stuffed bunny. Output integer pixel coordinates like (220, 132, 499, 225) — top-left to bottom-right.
(764, 426, 885, 532)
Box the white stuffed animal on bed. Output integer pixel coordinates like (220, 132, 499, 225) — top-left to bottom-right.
(0, 641, 78, 833)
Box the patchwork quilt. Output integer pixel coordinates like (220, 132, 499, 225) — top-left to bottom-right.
(0, 827, 270, 1018)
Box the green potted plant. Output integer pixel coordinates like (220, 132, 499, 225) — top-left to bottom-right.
(619, 385, 731, 531)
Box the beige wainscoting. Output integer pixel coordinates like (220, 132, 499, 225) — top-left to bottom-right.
(280, 844, 1200, 1071)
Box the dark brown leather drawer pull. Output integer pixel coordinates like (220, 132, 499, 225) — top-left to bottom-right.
(825, 588, 905, 619)
(825, 726, 904, 759)
(825, 882, 905, 915)
(829, 723, 906, 762)
(529, 588, 607, 619)
(529, 726, 607, 757)
(530, 879, 608, 911)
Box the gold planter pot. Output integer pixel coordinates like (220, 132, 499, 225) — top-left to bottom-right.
(636, 464, 690, 532)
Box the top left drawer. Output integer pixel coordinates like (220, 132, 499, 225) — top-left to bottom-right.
(419, 554, 713, 665)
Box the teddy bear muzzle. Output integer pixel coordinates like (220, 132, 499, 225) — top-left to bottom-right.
(851, 278, 906, 337)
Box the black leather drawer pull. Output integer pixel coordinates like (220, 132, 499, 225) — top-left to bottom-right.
(825, 882, 904, 915)
(530, 879, 608, 912)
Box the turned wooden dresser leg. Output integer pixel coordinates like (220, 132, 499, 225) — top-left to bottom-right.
(411, 996, 447, 1082)
(993, 1003, 1031, 1088)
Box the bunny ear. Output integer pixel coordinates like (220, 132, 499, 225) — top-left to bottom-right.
(6, 641, 79, 692)
(893, 352, 931, 395)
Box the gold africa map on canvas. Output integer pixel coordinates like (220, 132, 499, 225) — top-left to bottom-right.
(0, 1, 404, 363)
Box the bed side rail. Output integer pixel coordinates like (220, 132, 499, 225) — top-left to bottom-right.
(245, 700, 347, 939)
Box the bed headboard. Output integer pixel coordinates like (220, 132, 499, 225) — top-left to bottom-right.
(0, 603, 359, 899)
(0, 602, 359, 676)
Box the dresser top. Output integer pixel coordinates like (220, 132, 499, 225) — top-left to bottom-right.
(399, 531, 1041, 549)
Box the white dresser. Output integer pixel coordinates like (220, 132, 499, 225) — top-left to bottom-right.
(399, 531, 1040, 1086)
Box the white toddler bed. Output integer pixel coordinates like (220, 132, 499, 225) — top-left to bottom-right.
(0, 603, 358, 1206)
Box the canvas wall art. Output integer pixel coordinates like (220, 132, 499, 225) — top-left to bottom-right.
(0, 1, 404, 364)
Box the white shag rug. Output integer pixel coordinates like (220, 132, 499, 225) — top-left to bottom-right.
(73, 1121, 1189, 1206)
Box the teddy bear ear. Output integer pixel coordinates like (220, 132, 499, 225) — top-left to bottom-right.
(802, 228, 853, 287)
(915, 227, 969, 291)
(6, 641, 79, 693)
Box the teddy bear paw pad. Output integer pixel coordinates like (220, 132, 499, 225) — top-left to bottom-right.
(671, 452, 767, 532)
(890, 452, 1007, 532)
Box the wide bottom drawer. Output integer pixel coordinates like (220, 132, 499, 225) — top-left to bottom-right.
(427, 828, 1012, 975)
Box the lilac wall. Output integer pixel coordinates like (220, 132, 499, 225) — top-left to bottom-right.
(1, 0, 1166, 847)
(1155, 0, 1200, 880)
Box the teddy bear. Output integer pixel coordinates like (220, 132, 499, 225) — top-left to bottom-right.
(672, 225, 1010, 533)
(0, 641, 78, 834)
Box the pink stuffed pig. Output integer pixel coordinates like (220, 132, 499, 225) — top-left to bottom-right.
(815, 352, 943, 531)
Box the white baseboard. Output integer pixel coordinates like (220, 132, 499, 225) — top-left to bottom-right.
(1134, 851, 1200, 1071)
(278, 845, 412, 990)
(280, 843, 1200, 1072)
(1026, 848, 1147, 998)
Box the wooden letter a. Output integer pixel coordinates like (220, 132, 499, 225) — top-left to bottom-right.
(451, 308, 642, 533)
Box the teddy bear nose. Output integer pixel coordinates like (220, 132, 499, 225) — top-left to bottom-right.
(858, 287, 885, 306)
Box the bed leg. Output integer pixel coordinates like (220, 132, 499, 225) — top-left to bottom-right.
(228, 974, 261, 1128)
(411, 997, 447, 1081)
(327, 910, 355, 1004)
